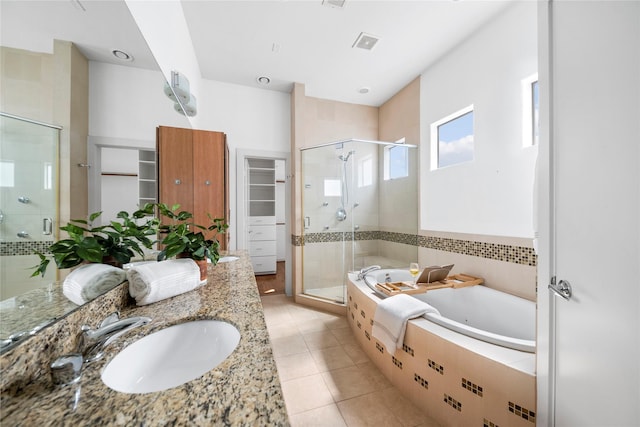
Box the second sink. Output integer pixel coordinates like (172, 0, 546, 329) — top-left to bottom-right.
(101, 320, 240, 394)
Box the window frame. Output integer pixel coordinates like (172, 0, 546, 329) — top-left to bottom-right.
(430, 104, 475, 170)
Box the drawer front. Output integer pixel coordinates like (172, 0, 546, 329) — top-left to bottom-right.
(249, 240, 276, 257)
(248, 225, 276, 241)
(251, 255, 276, 273)
(249, 216, 276, 226)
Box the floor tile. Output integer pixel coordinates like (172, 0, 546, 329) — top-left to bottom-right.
(310, 346, 356, 372)
(337, 393, 404, 427)
(275, 351, 320, 382)
(302, 329, 341, 351)
(341, 342, 371, 365)
(289, 404, 347, 427)
(321, 365, 381, 402)
(271, 334, 309, 358)
(281, 374, 335, 415)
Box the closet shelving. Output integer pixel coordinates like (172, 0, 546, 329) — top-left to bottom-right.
(247, 158, 276, 274)
(138, 150, 157, 208)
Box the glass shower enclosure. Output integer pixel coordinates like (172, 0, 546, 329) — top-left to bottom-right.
(301, 139, 418, 304)
(0, 113, 60, 300)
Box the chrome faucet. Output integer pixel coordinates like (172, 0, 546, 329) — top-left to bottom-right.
(76, 311, 151, 363)
(357, 265, 381, 281)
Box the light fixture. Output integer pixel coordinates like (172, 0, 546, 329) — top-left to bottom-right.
(174, 94, 197, 117)
(164, 71, 197, 117)
(322, 0, 346, 9)
(358, 87, 370, 94)
(257, 76, 271, 85)
(164, 71, 191, 104)
(111, 49, 133, 62)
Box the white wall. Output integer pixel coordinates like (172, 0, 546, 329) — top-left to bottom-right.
(88, 62, 291, 249)
(420, 2, 538, 237)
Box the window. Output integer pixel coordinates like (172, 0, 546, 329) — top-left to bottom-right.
(357, 155, 373, 187)
(431, 106, 474, 169)
(323, 179, 341, 197)
(383, 138, 409, 180)
(0, 160, 15, 187)
(522, 73, 539, 147)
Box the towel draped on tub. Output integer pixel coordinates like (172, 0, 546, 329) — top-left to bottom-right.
(371, 293, 440, 354)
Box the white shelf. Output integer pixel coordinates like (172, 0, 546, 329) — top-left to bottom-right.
(247, 158, 276, 273)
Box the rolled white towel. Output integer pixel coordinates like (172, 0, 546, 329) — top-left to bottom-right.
(127, 259, 201, 306)
(371, 294, 440, 354)
(63, 263, 126, 306)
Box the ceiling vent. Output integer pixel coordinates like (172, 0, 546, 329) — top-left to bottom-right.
(352, 32, 380, 51)
(322, 0, 346, 9)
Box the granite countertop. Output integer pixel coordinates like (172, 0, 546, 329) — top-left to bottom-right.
(0, 252, 289, 426)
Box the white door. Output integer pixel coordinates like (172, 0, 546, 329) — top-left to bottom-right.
(540, 2, 640, 426)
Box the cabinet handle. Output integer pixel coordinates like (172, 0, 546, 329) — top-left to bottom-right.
(174, 179, 181, 185)
(205, 180, 211, 186)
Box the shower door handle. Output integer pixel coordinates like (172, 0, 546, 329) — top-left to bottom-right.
(304, 216, 311, 229)
(549, 276, 572, 301)
(43, 218, 53, 235)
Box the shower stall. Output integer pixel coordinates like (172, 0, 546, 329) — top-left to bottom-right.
(0, 113, 60, 300)
(301, 139, 418, 304)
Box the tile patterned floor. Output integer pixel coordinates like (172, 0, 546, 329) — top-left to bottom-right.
(261, 294, 441, 427)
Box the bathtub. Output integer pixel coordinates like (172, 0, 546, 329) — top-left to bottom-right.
(363, 269, 536, 353)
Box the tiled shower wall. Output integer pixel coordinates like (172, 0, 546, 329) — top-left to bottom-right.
(294, 230, 537, 302)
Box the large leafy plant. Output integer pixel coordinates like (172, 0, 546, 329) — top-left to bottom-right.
(31, 204, 159, 277)
(156, 203, 228, 264)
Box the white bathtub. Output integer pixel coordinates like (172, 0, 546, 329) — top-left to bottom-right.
(364, 269, 536, 353)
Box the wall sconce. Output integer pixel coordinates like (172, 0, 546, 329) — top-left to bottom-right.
(164, 71, 197, 116)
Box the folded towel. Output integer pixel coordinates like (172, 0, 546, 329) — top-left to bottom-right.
(127, 259, 201, 306)
(63, 263, 126, 305)
(371, 294, 440, 354)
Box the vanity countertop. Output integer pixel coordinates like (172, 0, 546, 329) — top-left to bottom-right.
(0, 252, 289, 426)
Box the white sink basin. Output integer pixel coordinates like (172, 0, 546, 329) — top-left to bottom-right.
(101, 320, 240, 394)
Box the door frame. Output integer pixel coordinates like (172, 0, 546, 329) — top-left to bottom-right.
(236, 148, 292, 296)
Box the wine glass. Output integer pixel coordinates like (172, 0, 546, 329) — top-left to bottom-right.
(409, 262, 420, 287)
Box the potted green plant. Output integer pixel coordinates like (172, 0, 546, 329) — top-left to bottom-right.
(156, 203, 228, 280)
(31, 203, 159, 278)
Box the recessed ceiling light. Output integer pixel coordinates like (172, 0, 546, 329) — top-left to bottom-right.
(358, 87, 370, 94)
(257, 76, 271, 85)
(111, 49, 133, 62)
(352, 32, 380, 51)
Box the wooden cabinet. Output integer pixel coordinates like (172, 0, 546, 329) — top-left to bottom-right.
(157, 126, 228, 250)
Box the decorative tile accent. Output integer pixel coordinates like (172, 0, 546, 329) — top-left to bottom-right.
(484, 419, 500, 427)
(0, 241, 51, 256)
(364, 331, 371, 341)
(428, 359, 444, 375)
(351, 312, 355, 320)
(402, 344, 414, 356)
(356, 321, 362, 329)
(444, 394, 462, 412)
(360, 309, 366, 318)
(375, 342, 384, 354)
(370, 319, 373, 326)
(392, 356, 403, 369)
(462, 378, 483, 397)
(292, 232, 536, 266)
(354, 302, 358, 310)
(414, 373, 429, 390)
(508, 402, 536, 423)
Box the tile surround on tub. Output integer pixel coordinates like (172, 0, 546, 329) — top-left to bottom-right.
(292, 230, 537, 266)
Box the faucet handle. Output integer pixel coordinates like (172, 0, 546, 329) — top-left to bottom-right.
(51, 353, 83, 387)
(99, 311, 121, 328)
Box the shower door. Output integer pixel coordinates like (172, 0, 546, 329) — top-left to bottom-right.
(301, 144, 357, 303)
(0, 114, 59, 300)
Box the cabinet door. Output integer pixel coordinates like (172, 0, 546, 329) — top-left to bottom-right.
(157, 126, 194, 214)
(192, 130, 227, 248)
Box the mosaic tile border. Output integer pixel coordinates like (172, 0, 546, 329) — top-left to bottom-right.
(291, 231, 537, 266)
(0, 241, 51, 256)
